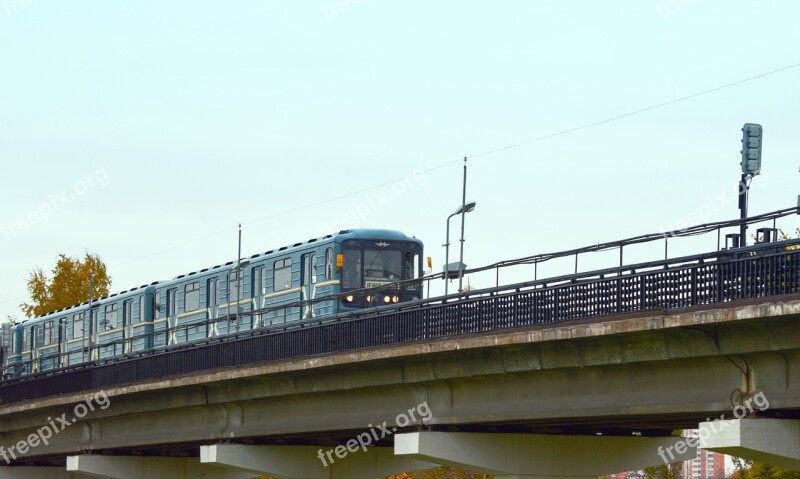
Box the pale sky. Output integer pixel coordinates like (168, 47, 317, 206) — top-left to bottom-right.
(2, 0, 799, 320)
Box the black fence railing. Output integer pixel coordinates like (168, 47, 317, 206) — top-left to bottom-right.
(1, 238, 799, 405)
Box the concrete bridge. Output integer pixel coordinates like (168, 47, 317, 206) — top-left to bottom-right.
(1, 294, 799, 478)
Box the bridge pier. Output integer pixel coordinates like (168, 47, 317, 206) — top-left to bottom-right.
(200, 444, 438, 479)
(395, 432, 695, 477)
(65, 455, 256, 479)
(0, 467, 95, 479)
(699, 419, 800, 469)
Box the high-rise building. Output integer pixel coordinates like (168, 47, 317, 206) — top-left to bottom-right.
(682, 430, 726, 479)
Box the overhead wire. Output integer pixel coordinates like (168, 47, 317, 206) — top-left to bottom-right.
(4, 62, 799, 311)
(113, 62, 800, 267)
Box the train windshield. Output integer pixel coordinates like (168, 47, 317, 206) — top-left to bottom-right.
(342, 246, 420, 290)
(363, 250, 402, 286)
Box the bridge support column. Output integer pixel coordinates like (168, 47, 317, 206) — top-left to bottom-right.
(201, 444, 438, 479)
(699, 419, 800, 470)
(0, 467, 96, 479)
(66, 455, 256, 479)
(395, 432, 695, 477)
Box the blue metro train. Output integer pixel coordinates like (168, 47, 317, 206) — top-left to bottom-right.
(0, 229, 425, 379)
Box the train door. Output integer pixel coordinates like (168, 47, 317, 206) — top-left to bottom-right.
(166, 288, 177, 345)
(301, 253, 317, 319)
(252, 266, 264, 328)
(58, 317, 67, 368)
(137, 294, 153, 351)
(207, 278, 218, 338)
(14, 326, 25, 376)
(30, 324, 40, 373)
(123, 299, 133, 353)
(89, 307, 100, 361)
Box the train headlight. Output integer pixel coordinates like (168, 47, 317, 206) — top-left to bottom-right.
(392, 295, 400, 303)
(383, 295, 391, 304)
(345, 295, 354, 302)
(366, 295, 373, 302)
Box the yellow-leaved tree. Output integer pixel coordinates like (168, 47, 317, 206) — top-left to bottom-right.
(731, 459, 800, 479)
(20, 252, 111, 318)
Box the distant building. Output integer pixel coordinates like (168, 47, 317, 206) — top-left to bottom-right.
(603, 430, 727, 479)
(682, 430, 726, 479)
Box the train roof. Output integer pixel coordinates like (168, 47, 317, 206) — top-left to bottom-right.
(166, 228, 421, 282)
(17, 229, 421, 324)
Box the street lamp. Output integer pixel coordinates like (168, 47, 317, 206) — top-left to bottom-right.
(444, 201, 476, 297)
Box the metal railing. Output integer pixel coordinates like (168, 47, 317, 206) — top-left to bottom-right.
(2, 234, 799, 404)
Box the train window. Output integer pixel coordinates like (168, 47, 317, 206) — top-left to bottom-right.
(105, 304, 118, 330)
(22, 327, 29, 351)
(274, 258, 292, 292)
(44, 321, 54, 345)
(228, 271, 242, 301)
(91, 309, 98, 332)
(72, 313, 84, 339)
(325, 248, 333, 281)
(154, 292, 161, 320)
(137, 296, 144, 324)
(342, 250, 362, 289)
(185, 282, 200, 312)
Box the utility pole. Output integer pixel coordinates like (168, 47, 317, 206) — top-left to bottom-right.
(458, 157, 468, 293)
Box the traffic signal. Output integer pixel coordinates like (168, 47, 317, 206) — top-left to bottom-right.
(741, 123, 763, 176)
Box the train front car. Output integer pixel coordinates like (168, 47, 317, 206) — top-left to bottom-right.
(336, 229, 424, 310)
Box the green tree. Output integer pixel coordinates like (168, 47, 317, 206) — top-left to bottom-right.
(731, 460, 800, 479)
(779, 228, 800, 250)
(20, 252, 111, 318)
(643, 463, 681, 479)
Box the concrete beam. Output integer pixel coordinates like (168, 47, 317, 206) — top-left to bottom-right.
(200, 444, 325, 479)
(201, 444, 438, 479)
(700, 419, 800, 470)
(395, 432, 695, 477)
(66, 455, 256, 479)
(0, 467, 96, 479)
